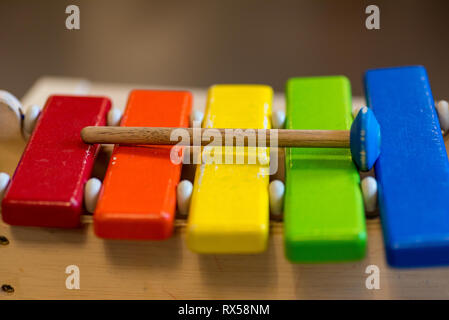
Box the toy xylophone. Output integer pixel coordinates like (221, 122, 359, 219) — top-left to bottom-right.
(1, 65, 449, 270)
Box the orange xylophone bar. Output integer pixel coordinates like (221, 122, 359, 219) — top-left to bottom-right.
(93, 90, 192, 240)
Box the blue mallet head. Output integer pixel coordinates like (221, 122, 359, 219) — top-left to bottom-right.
(350, 106, 381, 171)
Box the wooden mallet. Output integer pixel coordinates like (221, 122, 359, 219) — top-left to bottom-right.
(81, 107, 381, 171)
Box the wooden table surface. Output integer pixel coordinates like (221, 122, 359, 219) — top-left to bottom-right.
(1, 77, 449, 300)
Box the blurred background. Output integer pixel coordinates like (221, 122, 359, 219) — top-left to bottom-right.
(0, 0, 448, 98)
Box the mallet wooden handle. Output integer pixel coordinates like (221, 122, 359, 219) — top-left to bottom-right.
(81, 126, 350, 148)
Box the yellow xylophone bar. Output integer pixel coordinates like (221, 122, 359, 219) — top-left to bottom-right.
(186, 85, 272, 253)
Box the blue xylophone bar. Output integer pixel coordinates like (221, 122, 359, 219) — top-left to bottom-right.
(365, 66, 449, 267)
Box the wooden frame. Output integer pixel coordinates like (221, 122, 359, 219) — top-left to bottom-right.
(2, 77, 449, 299)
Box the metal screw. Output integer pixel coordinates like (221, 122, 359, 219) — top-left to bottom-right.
(1, 284, 14, 294)
(0, 236, 9, 245)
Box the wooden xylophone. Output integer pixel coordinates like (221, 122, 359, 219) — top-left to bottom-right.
(1, 65, 449, 299)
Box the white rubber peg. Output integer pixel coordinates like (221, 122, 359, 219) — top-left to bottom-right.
(0, 90, 23, 140)
(190, 109, 204, 127)
(107, 107, 123, 126)
(361, 176, 378, 213)
(352, 105, 363, 119)
(436, 100, 449, 134)
(84, 178, 102, 213)
(0, 90, 22, 121)
(177, 180, 193, 216)
(0, 172, 10, 201)
(272, 110, 286, 129)
(269, 180, 285, 216)
(23, 105, 41, 138)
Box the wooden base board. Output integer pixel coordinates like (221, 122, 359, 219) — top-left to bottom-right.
(2, 218, 449, 299)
